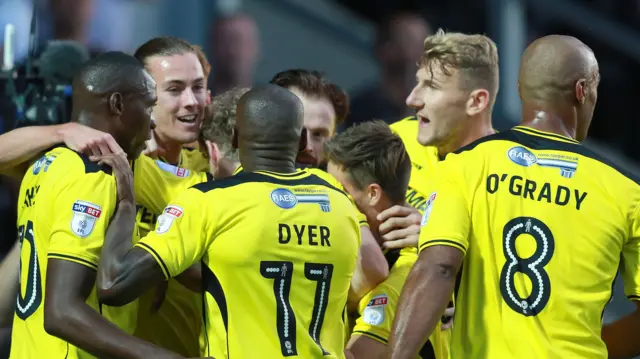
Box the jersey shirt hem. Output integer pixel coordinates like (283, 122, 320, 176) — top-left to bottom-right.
(359, 220, 369, 227)
(135, 242, 171, 280)
(628, 295, 640, 301)
(418, 237, 467, 255)
(47, 252, 98, 270)
(351, 330, 388, 345)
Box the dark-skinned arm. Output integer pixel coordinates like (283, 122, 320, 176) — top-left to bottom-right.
(96, 201, 167, 306)
(388, 246, 463, 359)
(0, 242, 20, 328)
(602, 302, 640, 358)
(44, 259, 184, 359)
(96, 153, 167, 306)
(97, 153, 207, 306)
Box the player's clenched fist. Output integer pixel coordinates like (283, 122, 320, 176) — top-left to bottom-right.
(377, 205, 422, 249)
(97, 152, 135, 204)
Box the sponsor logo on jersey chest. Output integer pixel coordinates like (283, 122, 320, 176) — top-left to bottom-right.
(507, 146, 537, 167)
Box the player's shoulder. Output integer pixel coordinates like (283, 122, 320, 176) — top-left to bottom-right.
(389, 116, 418, 133)
(134, 154, 211, 180)
(453, 126, 640, 185)
(31, 146, 113, 178)
(192, 169, 349, 198)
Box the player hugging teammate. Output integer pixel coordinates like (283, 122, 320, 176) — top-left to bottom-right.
(1, 27, 640, 359)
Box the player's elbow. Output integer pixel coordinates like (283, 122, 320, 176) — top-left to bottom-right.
(96, 285, 129, 307)
(43, 300, 74, 339)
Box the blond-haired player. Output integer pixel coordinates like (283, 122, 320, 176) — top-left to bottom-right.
(353, 30, 499, 359)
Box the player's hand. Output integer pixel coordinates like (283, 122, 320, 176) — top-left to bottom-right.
(377, 205, 422, 249)
(59, 122, 123, 157)
(441, 306, 455, 330)
(97, 152, 134, 205)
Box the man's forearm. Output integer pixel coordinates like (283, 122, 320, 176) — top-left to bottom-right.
(97, 201, 138, 304)
(0, 125, 64, 172)
(350, 226, 389, 307)
(0, 242, 20, 327)
(388, 252, 458, 359)
(46, 301, 179, 359)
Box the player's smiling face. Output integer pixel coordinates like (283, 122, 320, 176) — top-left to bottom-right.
(406, 65, 469, 148)
(146, 52, 207, 145)
(289, 87, 336, 168)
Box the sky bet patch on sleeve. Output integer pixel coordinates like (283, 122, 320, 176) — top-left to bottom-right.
(155, 205, 184, 234)
(70, 201, 102, 237)
(362, 294, 388, 326)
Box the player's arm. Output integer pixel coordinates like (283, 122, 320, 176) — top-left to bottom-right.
(349, 225, 389, 309)
(602, 206, 640, 358)
(97, 153, 210, 306)
(0, 123, 121, 175)
(345, 336, 388, 359)
(0, 242, 20, 328)
(388, 179, 469, 359)
(45, 259, 185, 359)
(44, 158, 183, 359)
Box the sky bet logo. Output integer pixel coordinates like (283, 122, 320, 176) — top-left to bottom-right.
(72, 201, 102, 218)
(507, 146, 537, 167)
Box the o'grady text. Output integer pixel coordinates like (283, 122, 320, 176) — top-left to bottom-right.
(486, 173, 588, 210)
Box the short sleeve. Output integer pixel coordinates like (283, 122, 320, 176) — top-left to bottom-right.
(135, 188, 212, 279)
(351, 277, 400, 344)
(622, 203, 640, 301)
(134, 155, 211, 214)
(48, 170, 116, 270)
(417, 176, 471, 256)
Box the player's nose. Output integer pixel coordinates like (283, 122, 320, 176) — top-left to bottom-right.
(406, 89, 423, 109)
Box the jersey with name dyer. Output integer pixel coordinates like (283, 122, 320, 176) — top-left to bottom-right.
(136, 169, 361, 359)
(418, 126, 640, 359)
(11, 147, 139, 359)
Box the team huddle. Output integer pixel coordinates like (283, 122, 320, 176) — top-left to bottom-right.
(1, 28, 639, 359)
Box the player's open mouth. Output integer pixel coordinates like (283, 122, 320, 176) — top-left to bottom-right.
(177, 115, 198, 123)
(418, 115, 430, 127)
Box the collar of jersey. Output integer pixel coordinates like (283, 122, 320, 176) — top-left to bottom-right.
(513, 126, 580, 144)
(234, 166, 308, 179)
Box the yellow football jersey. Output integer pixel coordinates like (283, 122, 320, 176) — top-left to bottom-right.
(11, 147, 138, 359)
(158, 146, 210, 173)
(418, 126, 640, 359)
(132, 154, 210, 357)
(347, 118, 449, 359)
(136, 169, 361, 358)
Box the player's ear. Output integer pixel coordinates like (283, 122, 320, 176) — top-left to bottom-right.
(108, 92, 124, 117)
(575, 79, 587, 105)
(366, 183, 384, 207)
(466, 89, 490, 117)
(299, 128, 309, 152)
(231, 128, 238, 149)
(205, 140, 220, 176)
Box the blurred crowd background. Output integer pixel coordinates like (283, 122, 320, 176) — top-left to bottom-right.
(0, 0, 638, 354)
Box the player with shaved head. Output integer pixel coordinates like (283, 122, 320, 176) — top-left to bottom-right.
(389, 35, 640, 359)
(95, 84, 361, 359)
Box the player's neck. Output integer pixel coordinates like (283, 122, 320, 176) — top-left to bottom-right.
(437, 117, 495, 159)
(153, 130, 183, 165)
(520, 108, 577, 140)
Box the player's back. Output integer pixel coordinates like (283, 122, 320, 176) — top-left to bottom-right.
(426, 127, 640, 359)
(10, 147, 136, 359)
(196, 170, 361, 358)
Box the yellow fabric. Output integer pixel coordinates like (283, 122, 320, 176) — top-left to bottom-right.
(418, 126, 640, 358)
(137, 169, 360, 358)
(11, 147, 139, 359)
